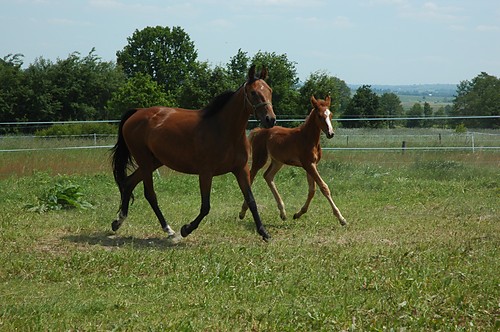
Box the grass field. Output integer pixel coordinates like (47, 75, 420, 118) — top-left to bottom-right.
(0, 139, 499, 330)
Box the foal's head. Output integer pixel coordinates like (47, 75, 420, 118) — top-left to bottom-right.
(311, 95, 335, 139)
(244, 65, 276, 128)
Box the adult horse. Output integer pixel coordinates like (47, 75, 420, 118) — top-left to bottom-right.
(111, 65, 276, 241)
(239, 95, 347, 226)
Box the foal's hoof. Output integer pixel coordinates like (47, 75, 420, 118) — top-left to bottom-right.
(111, 220, 121, 232)
(340, 219, 347, 226)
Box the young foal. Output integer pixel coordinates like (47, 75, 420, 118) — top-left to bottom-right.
(239, 96, 347, 226)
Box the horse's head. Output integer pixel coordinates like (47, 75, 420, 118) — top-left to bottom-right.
(311, 95, 335, 139)
(244, 65, 276, 128)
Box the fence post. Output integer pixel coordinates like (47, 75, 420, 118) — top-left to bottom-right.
(471, 132, 475, 153)
(402, 141, 406, 154)
(93, 133, 97, 146)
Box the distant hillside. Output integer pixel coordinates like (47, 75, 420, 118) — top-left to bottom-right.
(349, 84, 457, 98)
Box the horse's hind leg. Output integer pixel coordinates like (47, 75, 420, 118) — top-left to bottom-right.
(112, 170, 142, 231)
(293, 173, 316, 219)
(181, 174, 212, 238)
(142, 169, 175, 236)
(263, 161, 286, 220)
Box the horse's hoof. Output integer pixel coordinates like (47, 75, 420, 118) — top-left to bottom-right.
(258, 227, 271, 242)
(293, 213, 300, 220)
(238, 212, 245, 220)
(111, 220, 121, 232)
(180, 225, 190, 238)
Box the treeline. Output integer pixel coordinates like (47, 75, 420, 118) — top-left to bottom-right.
(1, 26, 498, 129)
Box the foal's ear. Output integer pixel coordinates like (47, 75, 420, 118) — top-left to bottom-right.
(325, 95, 331, 105)
(248, 65, 256, 80)
(259, 67, 269, 80)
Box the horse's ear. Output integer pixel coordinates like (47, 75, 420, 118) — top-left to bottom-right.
(259, 67, 269, 80)
(325, 95, 331, 105)
(310, 95, 318, 108)
(248, 65, 256, 80)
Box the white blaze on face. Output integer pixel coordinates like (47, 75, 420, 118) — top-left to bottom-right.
(325, 109, 334, 136)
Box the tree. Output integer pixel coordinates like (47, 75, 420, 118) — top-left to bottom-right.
(106, 73, 175, 119)
(340, 85, 381, 128)
(379, 92, 404, 128)
(21, 50, 124, 121)
(226, 49, 251, 89)
(0, 54, 26, 122)
(177, 62, 233, 109)
(422, 102, 433, 127)
(116, 26, 198, 97)
(452, 72, 500, 128)
(251, 51, 300, 117)
(406, 103, 423, 128)
(299, 70, 350, 118)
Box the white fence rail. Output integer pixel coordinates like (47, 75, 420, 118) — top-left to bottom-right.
(1, 117, 499, 153)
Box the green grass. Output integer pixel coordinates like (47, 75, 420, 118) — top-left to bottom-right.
(0, 148, 499, 330)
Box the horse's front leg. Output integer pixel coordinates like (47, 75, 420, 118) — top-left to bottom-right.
(304, 164, 347, 226)
(180, 174, 212, 238)
(293, 173, 316, 219)
(234, 167, 270, 241)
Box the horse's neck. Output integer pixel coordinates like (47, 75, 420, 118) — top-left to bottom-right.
(299, 111, 321, 144)
(216, 90, 249, 138)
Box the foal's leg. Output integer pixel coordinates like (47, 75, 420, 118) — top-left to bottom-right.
(293, 173, 316, 219)
(180, 174, 212, 238)
(112, 169, 142, 231)
(234, 166, 270, 241)
(304, 163, 347, 226)
(263, 160, 286, 220)
(142, 169, 176, 236)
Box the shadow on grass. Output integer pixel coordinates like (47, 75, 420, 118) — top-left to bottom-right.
(63, 232, 188, 250)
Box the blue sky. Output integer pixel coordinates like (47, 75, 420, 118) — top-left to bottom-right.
(1, 0, 499, 85)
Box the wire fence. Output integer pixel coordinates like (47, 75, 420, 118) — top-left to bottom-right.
(1, 117, 499, 153)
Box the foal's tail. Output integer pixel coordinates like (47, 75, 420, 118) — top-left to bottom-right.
(111, 109, 137, 188)
(247, 128, 269, 169)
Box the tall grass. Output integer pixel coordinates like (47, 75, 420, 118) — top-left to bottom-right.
(0, 146, 498, 330)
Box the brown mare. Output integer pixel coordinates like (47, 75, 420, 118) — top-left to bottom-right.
(239, 95, 347, 226)
(111, 66, 276, 241)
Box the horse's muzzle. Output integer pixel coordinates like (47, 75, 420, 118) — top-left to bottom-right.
(264, 115, 276, 128)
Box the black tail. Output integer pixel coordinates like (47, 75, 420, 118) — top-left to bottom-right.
(111, 109, 137, 188)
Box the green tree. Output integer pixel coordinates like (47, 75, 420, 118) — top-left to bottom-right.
(251, 51, 300, 117)
(226, 49, 250, 89)
(340, 85, 381, 128)
(116, 26, 198, 97)
(299, 70, 350, 118)
(0, 54, 26, 123)
(18, 50, 124, 122)
(106, 73, 175, 119)
(406, 103, 423, 128)
(452, 72, 500, 128)
(423, 102, 433, 127)
(379, 92, 404, 128)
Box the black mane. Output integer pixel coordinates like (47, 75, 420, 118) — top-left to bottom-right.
(201, 90, 236, 118)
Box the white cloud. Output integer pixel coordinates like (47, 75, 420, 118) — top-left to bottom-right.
(476, 25, 500, 32)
